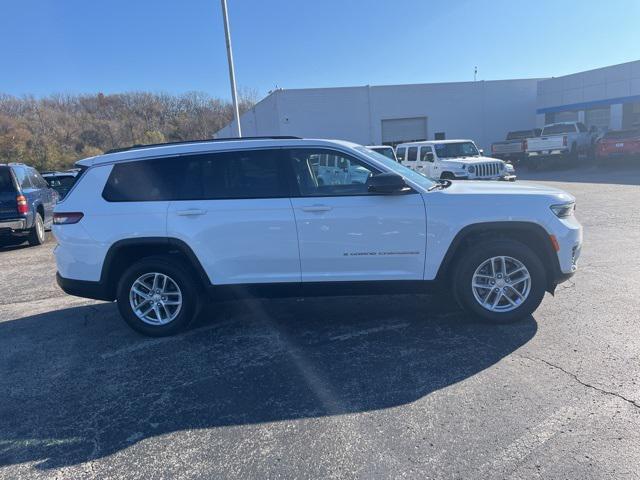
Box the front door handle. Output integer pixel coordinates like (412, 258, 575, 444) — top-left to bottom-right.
(301, 205, 332, 213)
(175, 209, 206, 216)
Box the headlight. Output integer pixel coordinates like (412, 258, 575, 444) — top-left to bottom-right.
(550, 202, 575, 218)
(468, 165, 476, 174)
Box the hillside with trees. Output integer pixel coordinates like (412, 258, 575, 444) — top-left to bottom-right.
(0, 91, 256, 171)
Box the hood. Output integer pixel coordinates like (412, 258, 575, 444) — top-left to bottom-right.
(441, 180, 574, 201)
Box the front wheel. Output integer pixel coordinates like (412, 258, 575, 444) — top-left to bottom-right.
(452, 239, 546, 323)
(117, 256, 200, 336)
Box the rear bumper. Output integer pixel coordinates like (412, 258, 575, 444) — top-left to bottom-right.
(527, 149, 570, 157)
(56, 273, 114, 301)
(0, 218, 27, 235)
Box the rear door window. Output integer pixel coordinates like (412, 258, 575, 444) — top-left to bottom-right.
(198, 149, 289, 200)
(407, 147, 418, 161)
(396, 147, 406, 161)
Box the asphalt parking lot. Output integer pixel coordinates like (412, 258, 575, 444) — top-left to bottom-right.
(1, 166, 639, 479)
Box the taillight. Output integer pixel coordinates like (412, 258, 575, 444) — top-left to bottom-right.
(563, 135, 568, 147)
(53, 212, 84, 225)
(523, 139, 528, 151)
(16, 195, 28, 215)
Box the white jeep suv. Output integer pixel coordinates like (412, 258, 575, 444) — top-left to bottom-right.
(396, 139, 516, 181)
(53, 137, 582, 336)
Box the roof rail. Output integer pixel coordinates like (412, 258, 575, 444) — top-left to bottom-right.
(104, 136, 302, 155)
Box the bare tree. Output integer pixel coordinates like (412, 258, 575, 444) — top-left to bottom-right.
(0, 91, 257, 170)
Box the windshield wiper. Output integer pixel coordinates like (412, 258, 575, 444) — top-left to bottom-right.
(427, 179, 452, 191)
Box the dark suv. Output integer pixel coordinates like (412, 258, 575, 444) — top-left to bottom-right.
(0, 163, 57, 246)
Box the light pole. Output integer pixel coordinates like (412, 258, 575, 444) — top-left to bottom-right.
(220, 0, 242, 137)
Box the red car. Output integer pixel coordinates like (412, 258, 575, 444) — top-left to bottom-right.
(596, 128, 640, 164)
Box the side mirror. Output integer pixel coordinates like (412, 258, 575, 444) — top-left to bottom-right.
(426, 152, 434, 162)
(479, 149, 484, 155)
(368, 173, 411, 194)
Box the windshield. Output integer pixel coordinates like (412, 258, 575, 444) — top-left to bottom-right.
(355, 147, 436, 189)
(433, 142, 479, 158)
(543, 124, 576, 135)
(370, 147, 396, 160)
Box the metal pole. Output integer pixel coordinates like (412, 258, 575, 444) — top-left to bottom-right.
(221, 0, 242, 137)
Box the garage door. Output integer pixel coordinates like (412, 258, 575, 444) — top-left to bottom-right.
(381, 117, 427, 146)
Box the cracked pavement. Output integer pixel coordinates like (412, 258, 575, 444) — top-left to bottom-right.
(1, 166, 639, 479)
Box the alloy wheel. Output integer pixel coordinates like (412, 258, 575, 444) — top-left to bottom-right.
(129, 272, 183, 325)
(471, 256, 531, 313)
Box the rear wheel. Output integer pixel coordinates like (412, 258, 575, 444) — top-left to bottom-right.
(28, 213, 45, 246)
(117, 256, 200, 336)
(452, 239, 546, 323)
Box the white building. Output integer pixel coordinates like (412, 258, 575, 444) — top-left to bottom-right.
(536, 60, 640, 131)
(217, 60, 640, 149)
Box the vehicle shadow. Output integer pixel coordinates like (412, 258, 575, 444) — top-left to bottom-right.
(0, 295, 536, 470)
(517, 163, 640, 185)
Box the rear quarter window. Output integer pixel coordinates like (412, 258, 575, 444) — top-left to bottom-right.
(102, 158, 178, 202)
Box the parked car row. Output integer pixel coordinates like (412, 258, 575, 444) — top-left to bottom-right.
(491, 122, 640, 170)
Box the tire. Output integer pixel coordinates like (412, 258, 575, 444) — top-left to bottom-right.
(116, 255, 201, 336)
(452, 239, 546, 324)
(568, 144, 578, 167)
(28, 213, 46, 246)
(440, 172, 455, 180)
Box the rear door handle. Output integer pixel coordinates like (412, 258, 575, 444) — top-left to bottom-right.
(175, 209, 206, 216)
(301, 205, 332, 213)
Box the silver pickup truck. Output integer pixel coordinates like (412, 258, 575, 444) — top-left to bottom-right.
(525, 122, 596, 169)
(491, 129, 541, 164)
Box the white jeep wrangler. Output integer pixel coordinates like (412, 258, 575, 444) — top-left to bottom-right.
(396, 139, 516, 181)
(53, 137, 580, 336)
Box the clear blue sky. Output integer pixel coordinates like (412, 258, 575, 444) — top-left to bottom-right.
(2, 0, 638, 100)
